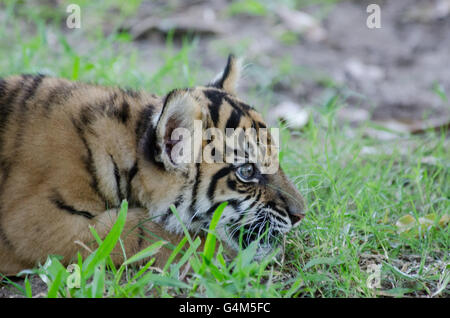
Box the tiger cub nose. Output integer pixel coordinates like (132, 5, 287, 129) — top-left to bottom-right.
(288, 209, 305, 227)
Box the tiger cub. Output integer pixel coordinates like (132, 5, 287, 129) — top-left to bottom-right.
(0, 55, 305, 275)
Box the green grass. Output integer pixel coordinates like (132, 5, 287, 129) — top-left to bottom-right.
(0, 1, 449, 298)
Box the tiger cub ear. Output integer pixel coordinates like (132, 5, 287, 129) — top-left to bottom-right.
(153, 90, 201, 173)
(209, 54, 242, 94)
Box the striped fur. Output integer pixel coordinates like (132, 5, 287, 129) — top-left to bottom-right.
(0, 56, 305, 275)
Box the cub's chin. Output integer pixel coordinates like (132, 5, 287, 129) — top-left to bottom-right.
(216, 227, 283, 262)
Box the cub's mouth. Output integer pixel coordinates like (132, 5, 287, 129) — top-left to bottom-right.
(220, 211, 294, 257)
(228, 223, 284, 250)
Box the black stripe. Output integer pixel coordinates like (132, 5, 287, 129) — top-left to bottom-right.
(203, 196, 244, 219)
(160, 210, 171, 224)
(44, 82, 75, 113)
(142, 124, 164, 170)
(174, 195, 183, 208)
(0, 76, 37, 183)
(204, 89, 225, 126)
(0, 79, 7, 154)
(0, 227, 13, 249)
(169, 195, 183, 212)
(0, 80, 21, 118)
(161, 196, 183, 225)
(105, 92, 127, 123)
(247, 189, 262, 210)
(119, 100, 130, 124)
(137, 103, 165, 170)
(205, 202, 222, 216)
(225, 95, 251, 114)
(207, 166, 232, 200)
(189, 163, 201, 214)
(137, 225, 145, 249)
(225, 109, 242, 130)
(22, 74, 45, 105)
(227, 199, 241, 210)
(271, 213, 288, 225)
(50, 190, 95, 219)
(0, 80, 22, 150)
(0, 78, 6, 99)
(0, 205, 14, 250)
(204, 88, 226, 104)
(227, 178, 239, 192)
(110, 154, 123, 202)
(126, 162, 138, 202)
(209, 103, 220, 126)
(0, 161, 11, 206)
(79, 106, 96, 128)
(12, 75, 46, 154)
(266, 200, 288, 217)
(121, 88, 140, 99)
(135, 104, 154, 144)
(203, 89, 253, 128)
(14, 74, 35, 110)
(71, 117, 109, 207)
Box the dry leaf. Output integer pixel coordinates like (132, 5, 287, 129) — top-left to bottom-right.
(395, 213, 449, 236)
(396, 214, 416, 234)
(439, 214, 450, 227)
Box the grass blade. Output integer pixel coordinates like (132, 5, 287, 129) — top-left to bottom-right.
(83, 200, 128, 277)
(122, 240, 167, 266)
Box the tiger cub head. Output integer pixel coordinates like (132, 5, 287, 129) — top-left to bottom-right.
(140, 55, 305, 258)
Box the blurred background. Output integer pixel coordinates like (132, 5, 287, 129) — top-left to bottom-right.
(0, 0, 449, 133)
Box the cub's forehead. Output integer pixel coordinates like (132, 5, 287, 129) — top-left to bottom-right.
(193, 86, 267, 130)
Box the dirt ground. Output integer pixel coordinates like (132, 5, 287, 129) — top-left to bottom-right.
(126, 0, 450, 124)
(0, 276, 47, 298)
(1, 0, 449, 297)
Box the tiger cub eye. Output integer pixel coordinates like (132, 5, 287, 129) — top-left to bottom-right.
(236, 163, 255, 181)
